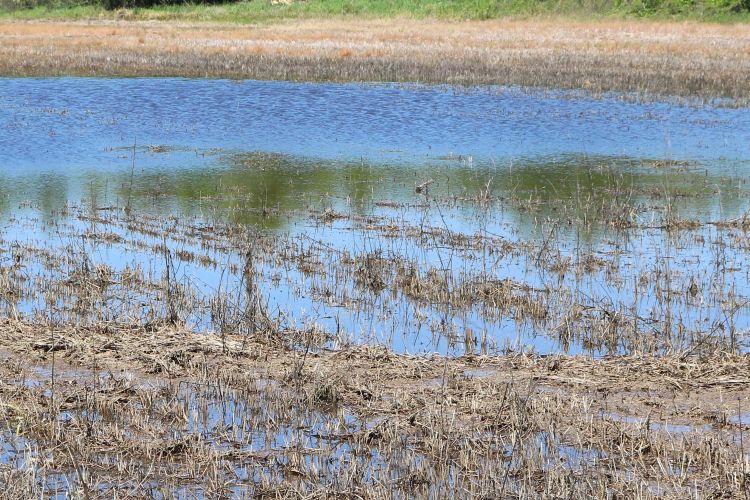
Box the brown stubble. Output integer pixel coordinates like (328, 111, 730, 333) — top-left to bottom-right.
(1, 319, 749, 496)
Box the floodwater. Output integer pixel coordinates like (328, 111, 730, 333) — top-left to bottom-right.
(1, 78, 750, 355)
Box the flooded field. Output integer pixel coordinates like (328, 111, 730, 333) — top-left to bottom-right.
(1, 78, 750, 497)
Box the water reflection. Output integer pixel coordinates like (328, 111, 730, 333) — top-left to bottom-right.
(1, 150, 741, 233)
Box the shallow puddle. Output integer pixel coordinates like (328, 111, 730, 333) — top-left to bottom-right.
(602, 412, 714, 434)
(463, 368, 498, 378)
(729, 413, 750, 427)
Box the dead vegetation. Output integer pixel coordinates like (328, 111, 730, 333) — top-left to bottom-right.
(1, 319, 749, 497)
(0, 188, 749, 495)
(1, 19, 750, 100)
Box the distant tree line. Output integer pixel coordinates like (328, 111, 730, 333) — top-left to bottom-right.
(101, 0, 226, 9)
(1, 0, 748, 15)
(622, 0, 750, 14)
(0, 0, 229, 9)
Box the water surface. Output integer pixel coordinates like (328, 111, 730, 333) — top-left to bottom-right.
(1, 78, 749, 356)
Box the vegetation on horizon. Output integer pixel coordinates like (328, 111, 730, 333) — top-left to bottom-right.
(1, 0, 749, 23)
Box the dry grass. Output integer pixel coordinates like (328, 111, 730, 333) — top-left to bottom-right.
(1, 318, 749, 497)
(1, 19, 750, 99)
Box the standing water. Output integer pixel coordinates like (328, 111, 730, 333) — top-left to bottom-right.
(1, 78, 749, 355)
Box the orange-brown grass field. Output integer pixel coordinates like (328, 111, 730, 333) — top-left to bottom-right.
(1, 18, 750, 99)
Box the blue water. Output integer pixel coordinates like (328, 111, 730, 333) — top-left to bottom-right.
(1, 78, 749, 357)
(1, 78, 748, 174)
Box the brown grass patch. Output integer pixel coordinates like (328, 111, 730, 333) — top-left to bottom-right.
(0, 19, 749, 98)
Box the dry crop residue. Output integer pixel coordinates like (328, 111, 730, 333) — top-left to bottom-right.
(0, 319, 748, 497)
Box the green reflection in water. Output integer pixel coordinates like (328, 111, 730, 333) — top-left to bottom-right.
(122, 152, 746, 231)
(496, 155, 745, 224)
(0, 152, 745, 235)
(0, 180, 8, 216)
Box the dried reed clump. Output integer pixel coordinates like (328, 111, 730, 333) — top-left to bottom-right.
(710, 214, 750, 229)
(392, 262, 547, 321)
(457, 278, 548, 321)
(353, 252, 390, 293)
